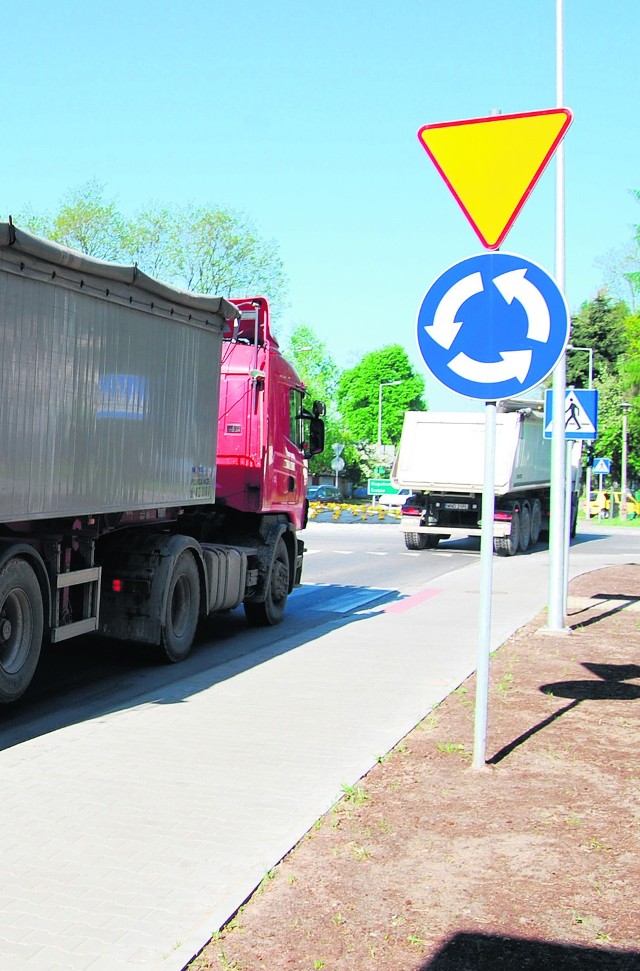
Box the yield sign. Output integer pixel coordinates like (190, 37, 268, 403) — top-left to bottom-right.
(417, 108, 573, 249)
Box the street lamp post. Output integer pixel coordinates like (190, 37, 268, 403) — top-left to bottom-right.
(621, 402, 631, 520)
(567, 344, 594, 518)
(377, 380, 402, 448)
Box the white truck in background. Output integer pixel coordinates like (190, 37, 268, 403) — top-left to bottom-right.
(391, 400, 580, 555)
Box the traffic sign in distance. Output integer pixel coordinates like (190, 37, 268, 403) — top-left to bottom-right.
(367, 479, 397, 495)
(416, 252, 570, 401)
(417, 108, 573, 249)
(592, 458, 611, 475)
(544, 389, 598, 440)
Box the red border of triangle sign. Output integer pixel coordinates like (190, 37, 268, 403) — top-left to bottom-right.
(417, 108, 573, 250)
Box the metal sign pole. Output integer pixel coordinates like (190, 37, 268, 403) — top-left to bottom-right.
(563, 440, 572, 616)
(472, 400, 497, 770)
(548, 0, 569, 632)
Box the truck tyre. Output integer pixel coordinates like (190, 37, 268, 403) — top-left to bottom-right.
(159, 551, 200, 663)
(530, 499, 542, 546)
(404, 532, 429, 550)
(519, 503, 531, 552)
(0, 558, 44, 704)
(424, 535, 444, 549)
(494, 509, 520, 557)
(244, 537, 289, 626)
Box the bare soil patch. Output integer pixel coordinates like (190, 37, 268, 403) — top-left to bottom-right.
(189, 565, 640, 971)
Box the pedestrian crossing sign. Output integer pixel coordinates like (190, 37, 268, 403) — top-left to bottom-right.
(544, 388, 598, 440)
(592, 457, 611, 474)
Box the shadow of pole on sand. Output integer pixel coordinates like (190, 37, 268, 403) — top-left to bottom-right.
(488, 663, 640, 765)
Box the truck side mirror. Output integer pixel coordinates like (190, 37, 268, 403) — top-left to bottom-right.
(306, 417, 325, 458)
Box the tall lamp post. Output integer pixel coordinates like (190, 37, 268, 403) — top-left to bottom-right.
(377, 380, 402, 449)
(621, 402, 631, 520)
(567, 344, 594, 517)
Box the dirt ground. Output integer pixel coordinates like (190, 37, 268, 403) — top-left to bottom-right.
(189, 564, 640, 971)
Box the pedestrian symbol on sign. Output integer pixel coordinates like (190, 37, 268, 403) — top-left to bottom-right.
(544, 389, 598, 441)
(565, 393, 586, 431)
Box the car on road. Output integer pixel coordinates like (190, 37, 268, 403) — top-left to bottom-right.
(307, 484, 343, 502)
(375, 488, 411, 508)
(586, 490, 639, 518)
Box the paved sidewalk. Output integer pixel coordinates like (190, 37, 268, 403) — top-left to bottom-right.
(0, 538, 636, 971)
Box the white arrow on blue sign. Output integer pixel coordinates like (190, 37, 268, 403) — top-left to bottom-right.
(544, 388, 598, 440)
(416, 252, 570, 401)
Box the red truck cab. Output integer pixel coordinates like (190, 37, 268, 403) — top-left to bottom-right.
(216, 297, 324, 530)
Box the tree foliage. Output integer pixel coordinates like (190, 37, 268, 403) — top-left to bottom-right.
(19, 181, 128, 261)
(589, 366, 639, 484)
(284, 324, 340, 409)
(620, 313, 640, 394)
(337, 346, 426, 448)
(624, 188, 640, 305)
(569, 290, 640, 486)
(567, 292, 629, 387)
(282, 324, 344, 476)
(16, 181, 288, 311)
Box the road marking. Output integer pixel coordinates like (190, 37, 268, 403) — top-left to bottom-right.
(384, 588, 444, 613)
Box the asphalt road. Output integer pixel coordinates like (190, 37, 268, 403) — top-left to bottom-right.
(0, 519, 636, 752)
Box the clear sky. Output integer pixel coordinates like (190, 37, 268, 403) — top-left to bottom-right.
(2, 1, 638, 410)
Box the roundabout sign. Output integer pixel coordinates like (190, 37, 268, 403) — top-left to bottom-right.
(416, 252, 570, 400)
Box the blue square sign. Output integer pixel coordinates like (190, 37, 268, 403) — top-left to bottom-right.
(544, 389, 598, 440)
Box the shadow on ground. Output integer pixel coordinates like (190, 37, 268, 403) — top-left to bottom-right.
(422, 931, 640, 969)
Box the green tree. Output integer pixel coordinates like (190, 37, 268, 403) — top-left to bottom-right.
(16, 184, 289, 313)
(128, 203, 288, 309)
(620, 312, 640, 394)
(284, 324, 340, 407)
(337, 346, 426, 448)
(567, 292, 629, 387)
(282, 324, 343, 477)
(590, 365, 640, 485)
(624, 188, 640, 304)
(18, 180, 128, 261)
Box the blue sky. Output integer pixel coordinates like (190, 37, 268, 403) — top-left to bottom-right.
(2, 1, 638, 410)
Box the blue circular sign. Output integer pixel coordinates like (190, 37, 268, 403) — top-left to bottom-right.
(416, 252, 570, 401)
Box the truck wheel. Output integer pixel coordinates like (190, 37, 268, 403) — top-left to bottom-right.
(404, 532, 429, 550)
(494, 509, 520, 557)
(530, 500, 542, 546)
(244, 538, 289, 626)
(519, 503, 531, 552)
(160, 552, 200, 663)
(0, 558, 44, 704)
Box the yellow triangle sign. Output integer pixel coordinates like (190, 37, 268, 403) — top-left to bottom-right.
(417, 108, 573, 249)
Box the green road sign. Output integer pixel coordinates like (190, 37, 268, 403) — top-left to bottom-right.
(368, 479, 399, 495)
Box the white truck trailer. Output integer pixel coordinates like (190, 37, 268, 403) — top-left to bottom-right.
(391, 400, 580, 555)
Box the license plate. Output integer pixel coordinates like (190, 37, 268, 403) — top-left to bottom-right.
(444, 502, 469, 510)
